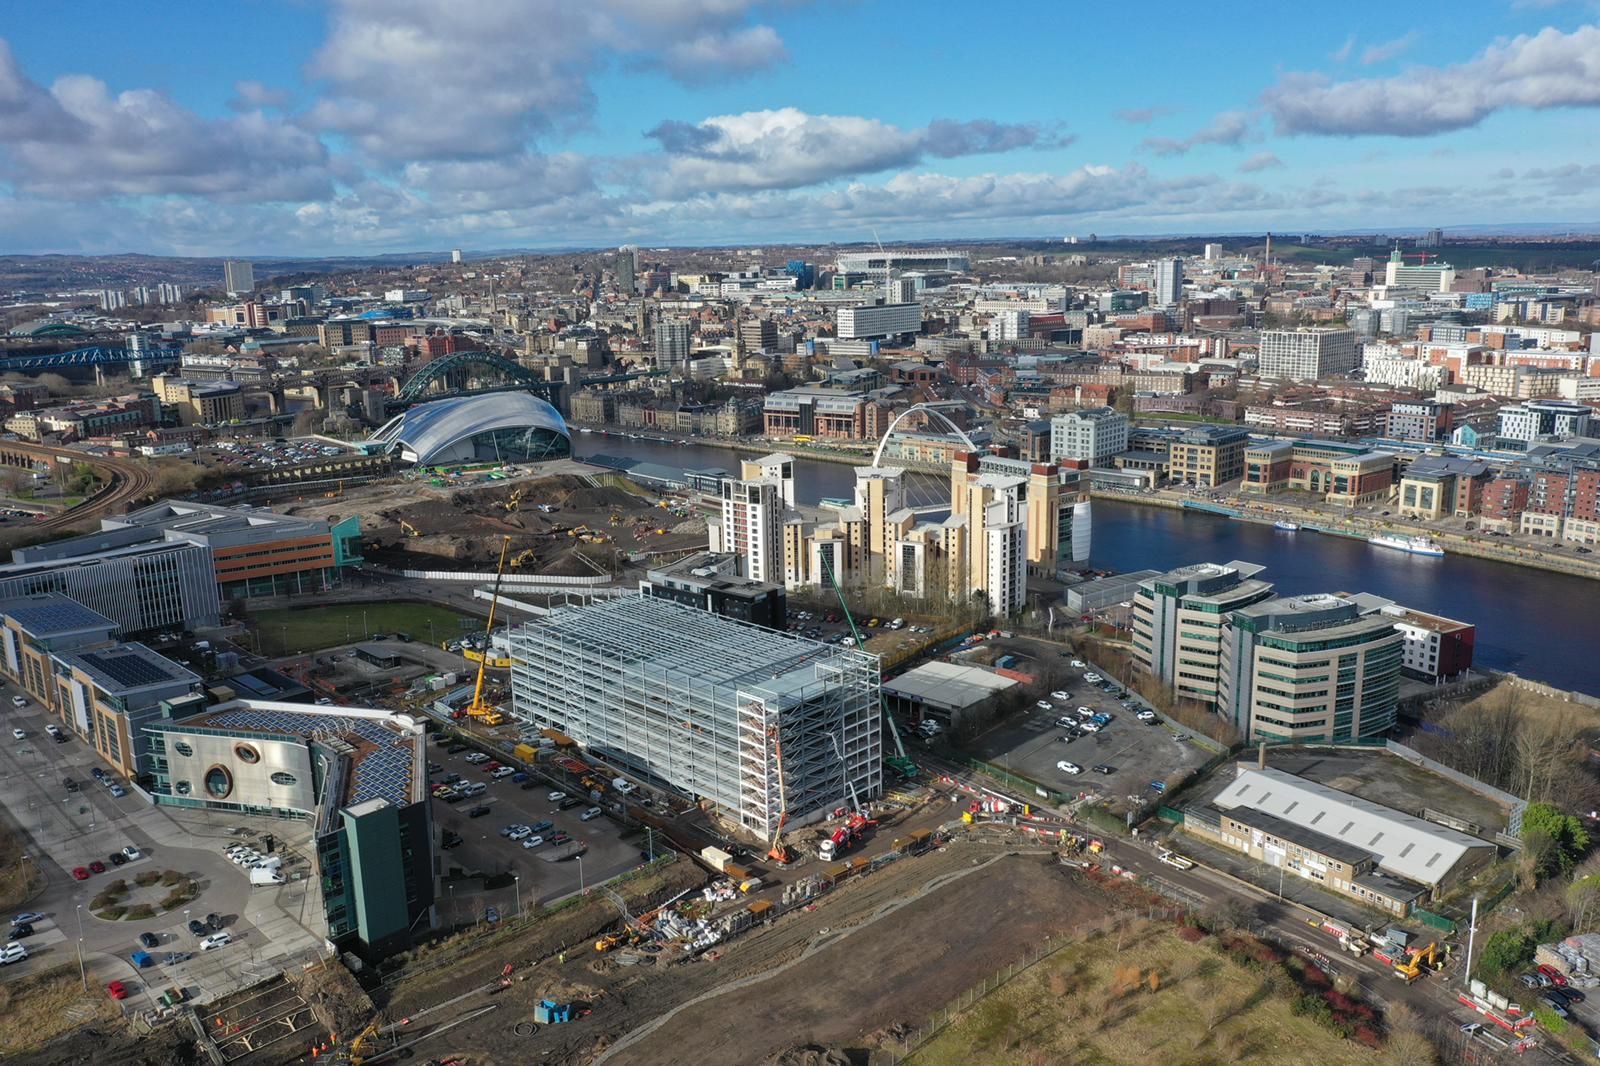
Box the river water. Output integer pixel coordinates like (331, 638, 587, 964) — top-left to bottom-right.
(572, 432, 1598, 695)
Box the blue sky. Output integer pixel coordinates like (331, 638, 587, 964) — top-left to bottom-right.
(3, 0, 1600, 255)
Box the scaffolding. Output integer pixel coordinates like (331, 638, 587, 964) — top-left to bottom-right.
(508, 596, 882, 835)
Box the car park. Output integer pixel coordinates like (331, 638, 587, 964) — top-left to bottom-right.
(1056, 761, 1082, 775)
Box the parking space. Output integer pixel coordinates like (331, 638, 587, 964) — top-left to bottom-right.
(426, 740, 648, 916)
(963, 651, 1212, 811)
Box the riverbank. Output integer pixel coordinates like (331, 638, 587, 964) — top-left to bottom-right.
(569, 424, 945, 472)
(1090, 488, 1600, 583)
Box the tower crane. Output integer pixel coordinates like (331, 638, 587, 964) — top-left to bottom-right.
(465, 537, 510, 727)
(817, 550, 917, 780)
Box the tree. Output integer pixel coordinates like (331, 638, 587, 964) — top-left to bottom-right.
(1523, 802, 1591, 873)
(1566, 876, 1600, 931)
(1477, 929, 1535, 977)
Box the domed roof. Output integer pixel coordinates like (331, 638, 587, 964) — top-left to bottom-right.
(371, 392, 568, 464)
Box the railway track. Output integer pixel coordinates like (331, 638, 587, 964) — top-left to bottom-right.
(0, 441, 155, 537)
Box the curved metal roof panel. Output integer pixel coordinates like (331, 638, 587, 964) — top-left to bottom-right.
(372, 392, 568, 463)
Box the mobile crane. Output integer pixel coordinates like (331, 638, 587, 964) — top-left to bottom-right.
(766, 724, 794, 864)
(463, 537, 510, 727)
(817, 551, 918, 780)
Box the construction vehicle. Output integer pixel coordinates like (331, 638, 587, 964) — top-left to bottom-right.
(765, 722, 794, 865)
(510, 547, 538, 569)
(331, 1019, 381, 1065)
(462, 538, 510, 727)
(594, 932, 625, 953)
(1394, 941, 1438, 983)
(399, 519, 422, 538)
(817, 551, 918, 780)
(502, 486, 524, 512)
(817, 811, 876, 863)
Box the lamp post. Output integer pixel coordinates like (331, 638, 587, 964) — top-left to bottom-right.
(75, 903, 86, 991)
(576, 854, 585, 894)
(513, 875, 521, 918)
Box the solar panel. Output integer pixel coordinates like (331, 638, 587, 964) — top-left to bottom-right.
(79, 649, 183, 689)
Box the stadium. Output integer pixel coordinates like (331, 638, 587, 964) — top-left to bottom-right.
(370, 392, 572, 467)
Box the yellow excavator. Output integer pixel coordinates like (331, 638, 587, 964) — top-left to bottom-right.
(332, 1019, 381, 1065)
(1394, 941, 1438, 983)
(464, 537, 510, 727)
(399, 519, 422, 538)
(502, 486, 524, 512)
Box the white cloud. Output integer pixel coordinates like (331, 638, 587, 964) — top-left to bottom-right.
(229, 80, 292, 112)
(1360, 31, 1418, 65)
(1264, 25, 1600, 136)
(1331, 35, 1357, 62)
(1238, 151, 1283, 172)
(642, 108, 1062, 195)
(1141, 110, 1256, 156)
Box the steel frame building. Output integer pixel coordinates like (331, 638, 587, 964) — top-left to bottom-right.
(509, 596, 882, 836)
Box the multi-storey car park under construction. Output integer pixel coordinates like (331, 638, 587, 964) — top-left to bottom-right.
(508, 595, 882, 837)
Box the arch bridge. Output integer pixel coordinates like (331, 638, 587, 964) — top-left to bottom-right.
(392, 351, 560, 406)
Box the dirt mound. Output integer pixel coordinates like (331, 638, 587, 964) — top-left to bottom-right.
(763, 1046, 854, 1066)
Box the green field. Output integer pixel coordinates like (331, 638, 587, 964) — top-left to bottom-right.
(250, 602, 478, 656)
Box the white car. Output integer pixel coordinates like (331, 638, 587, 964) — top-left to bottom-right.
(1055, 717, 1077, 729)
(547, 790, 567, 802)
(10, 696, 26, 708)
(1035, 700, 1053, 711)
(121, 845, 142, 861)
(506, 826, 531, 841)
(0, 941, 26, 965)
(520, 835, 545, 849)
(199, 931, 232, 951)
(1083, 672, 1102, 683)
(1050, 690, 1070, 701)
(1076, 706, 1095, 718)
(1136, 709, 1158, 722)
(9, 728, 23, 740)
(580, 806, 603, 821)
(1070, 660, 1086, 669)
(1056, 761, 1083, 775)
(463, 753, 490, 764)
(1079, 721, 1102, 733)
(490, 766, 515, 779)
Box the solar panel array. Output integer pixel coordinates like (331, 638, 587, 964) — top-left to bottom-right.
(0, 595, 113, 635)
(78, 648, 185, 689)
(206, 708, 415, 807)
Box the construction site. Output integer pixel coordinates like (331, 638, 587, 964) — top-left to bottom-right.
(281, 470, 709, 575)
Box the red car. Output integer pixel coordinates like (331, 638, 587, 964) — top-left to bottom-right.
(482, 761, 502, 773)
(71, 866, 90, 881)
(106, 980, 128, 1000)
(88, 860, 106, 875)
(1538, 964, 1569, 987)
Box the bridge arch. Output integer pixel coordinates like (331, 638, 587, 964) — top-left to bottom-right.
(870, 402, 979, 468)
(396, 351, 543, 403)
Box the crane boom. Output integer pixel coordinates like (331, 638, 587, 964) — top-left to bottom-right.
(467, 537, 510, 723)
(817, 550, 916, 779)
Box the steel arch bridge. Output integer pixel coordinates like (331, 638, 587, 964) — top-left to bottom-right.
(395, 351, 549, 403)
(0, 345, 181, 373)
(870, 401, 979, 514)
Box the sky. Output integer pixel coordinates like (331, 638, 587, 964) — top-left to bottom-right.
(5, 0, 1600, 256)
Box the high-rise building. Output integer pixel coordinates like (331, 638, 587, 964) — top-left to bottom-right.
(990, 309, 1030, 343)
(653, 319, 691, 369)
(739, 453, 796, 510)
(1217, 594, 1403, 741)
(1131, 561, 1275, 706)
(99, 289, 128, 311)
(1049, 407, 1129, 467)
(223, 260, 254, 295)
(450, 248, 463, 264)
(509, 595, 882, 837)
(1203, 243, 1223, 261)
(739, 317, 778, 352)
(617, 245, 637, 297)
(1153, 258, 1183, 305)
(951, 473, 1028, 615)
(720, 477, 785, 584)
(836, 302, 922, 341)
(1382, 249, 1455, 292)
(1257, 327, 1359, 381)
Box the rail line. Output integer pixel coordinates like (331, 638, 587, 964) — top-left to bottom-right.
(0, 441, 155, 537)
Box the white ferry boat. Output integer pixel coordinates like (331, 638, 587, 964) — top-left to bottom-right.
(1273, 520, 1299, 531)
(1368, 533, 1445, 557)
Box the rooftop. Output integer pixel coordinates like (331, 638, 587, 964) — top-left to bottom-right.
(881, 660, 1018, 710)
(1214, 766, 1492, 886)
(59, 643, 199, 696)
(0, 593, 117, 638)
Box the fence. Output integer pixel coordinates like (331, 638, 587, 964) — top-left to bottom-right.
(1412, 906, 1457, 934)
(400, 568, 611, 586)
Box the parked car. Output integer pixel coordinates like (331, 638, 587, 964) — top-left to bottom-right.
(1050, 690, 1070, 701)
(88, 861, 106, 875)
(108, 852, 127, 867)
(1078, 721, 1101, 733)
(1137, 709, 1158, 723)
(199, 932, 232, 951)
(107, 980, 128, 1000)
(1056, 761, 1082, 775)
(1092, 764, 1115, 775)
(506, 826, 532, 841)
(122, 845, 141, 861)
(9, 727, 23, 740)
(441, 831, 463, 850)
(491, 766, 515, 779)
(521, 836, 545, 849)
(484, 906, 499, 924)
(63, 777, 78, 792)
(11, 696, 26, 707)
(108, 785, 126, 798)
(138, 931, 160, 949)
(1538, 964, 1569, 986)
(1035, 700, 1053, 711)
(558, 797, 583, 810)
(548, 790, 568, 802)
(45, 724, 62, 740)
(0, 942, 27, 965)
(205, 914, 223, 932)
(548, 832, 571, 845)
(187, 920, 208, 937)
(8, 922, 33, 939)
(580, 806, 604, 821)
(1540, 995, 1569, 1018)
(1519, 972, 1542, 989)
(467, 805, 491, 818)
(11, 912, 43, 925)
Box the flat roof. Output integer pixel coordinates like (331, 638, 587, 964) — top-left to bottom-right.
(0, 593, 117, 638)
(59, 643, 198, 695)
(881, 660, 1018, 710)
(1214, 766, 1492, 886)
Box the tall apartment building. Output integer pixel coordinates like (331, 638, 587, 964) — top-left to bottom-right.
(1049, 407, 1129, 467)
(719, 477, 785, 584)
(739, 453, 796, 509)
(1153, 258, 1183, 306)
(1498, 400, 1592, 444)
(1131, 561, 1275, 706)
(1168, 425, 1250, 487)
(949, 473, 1027, 615)
(955, 453, 1091, 569)
(1217, 594, 1404, 742)
(853, 466, 907, 584)
(990, 309, 1030, 343)
(739, 317, 778, 352)
(223, 260, 255, 295)
(1257, 327, 1358, 380)
(617, 245, 637, 297)
(653, 319, 691, 369)
(509, 596, 882, 836)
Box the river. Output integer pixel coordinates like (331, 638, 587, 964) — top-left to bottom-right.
(572, 432, 1598, 695)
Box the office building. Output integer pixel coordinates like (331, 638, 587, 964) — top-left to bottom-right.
(641, 552, 786, 630)
(739, 317, 778, 352)
(836, 301, 922, 342)
(617, 245, 637, 297)
(147, 702, 435, 962)
(1396, 455, 1492, 521)
(654, 319, 691, 369)
(720, 476, 786, 584)
(57, 643, 202, 780)
(1168, 425, 1250, 487)
(1184, 766, 1495, 913)
(763, 387, 868, 440)
(223, 260, 255, 296)
(1242, 439, 1395, 505)
(1050, 407, 1129, 467)
(1257, 327, 1359, 380)
(151, 375, 243, 426)
(1131, 562, 1275, 706)
(1204, 243, 1224, 261)
(1367, 601, 1475, 683)
(1382, 248, 1456, 292)
(1498, 400, 1591, 444)
(0, 537, 221, 634)
(0, 594, 122, 709)
(1153, 258, 1183, 305)
(990, 309, 1030, 343)
(509, 596, 882, 836)
(1217, 594, 1403, 741)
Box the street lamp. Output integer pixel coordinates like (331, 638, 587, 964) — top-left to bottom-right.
(513, 875, 521, 918)
(75, 904, 86, 991)
(576, 854, 585, 894)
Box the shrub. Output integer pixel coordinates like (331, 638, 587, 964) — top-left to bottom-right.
(106, 879, 128, 895)
(123, 904, 154, 920)
(160, 890, 191, 910)
(1176, 924, 1205, 943)
(91, 893, 116, 909)
(160, 870, 183, 886)
(1352, 1025, 1383, 1049)
(135, 871, 161, 887)
(100, 905, 124, 920)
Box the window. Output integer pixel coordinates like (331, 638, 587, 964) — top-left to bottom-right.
(234, 744, 260, 764)
(270, 772, 296, 786)
(203, 765, 233, 799)
(173, 740, 194, 758)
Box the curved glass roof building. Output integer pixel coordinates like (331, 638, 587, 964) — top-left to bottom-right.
(371, 392, 571, 466)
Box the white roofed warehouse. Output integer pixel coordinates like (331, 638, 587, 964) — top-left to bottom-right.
(508, 595, 882, 837)
(370, 392, 571, 467)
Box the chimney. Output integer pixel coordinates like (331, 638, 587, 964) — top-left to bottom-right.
(1257, 741, 1267, 770)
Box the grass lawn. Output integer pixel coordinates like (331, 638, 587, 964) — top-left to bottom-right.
(910, 923, 1380, 1066)
(0, 964, 118, 1056)
(250, 602, 477, 656)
